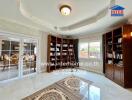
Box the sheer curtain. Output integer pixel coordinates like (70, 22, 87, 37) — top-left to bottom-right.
(79, 36, 103, 74)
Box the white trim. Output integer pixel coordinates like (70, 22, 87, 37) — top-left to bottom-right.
(0, 30, 41, 82)
(0, 29, 40, 39)
(79, 41, 102, 60)
(78, 39, 103, 73)
(0, 72, 37, 84)
(0, 77, 18, 84)
(22, 72, 37, 78)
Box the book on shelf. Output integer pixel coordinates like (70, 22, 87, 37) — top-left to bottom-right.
(62, 50, 67, 52)
(108, 60, 113, 64)
(107, 53, 113, 58)
(56, 44, 61, 47)
(50, 48, 55, 51)
(68, 49, 73, 51)
(62, 53, 67, 55)
(107, 41, 112, 44)
(69, 45, 73, 47)
(118, 38, 122, 43)
(56, 53, 60, 56)
(50, 53, 55, 56)
(63, 44, 68, 47)
(113, 51, 123, 59)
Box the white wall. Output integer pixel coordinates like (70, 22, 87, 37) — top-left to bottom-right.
(0, 18, 48, 72)
(78, 33, 103, 74)
(0, 18, 104, 74)
(40, 32, 48, 72)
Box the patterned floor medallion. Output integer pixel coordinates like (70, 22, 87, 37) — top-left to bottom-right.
(64, 77, 81, 90)
(22, 76, 98, 100)
(57, 76, 93, 100)
(35, 89, 66, 100)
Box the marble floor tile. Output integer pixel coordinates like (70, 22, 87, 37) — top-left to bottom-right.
(0, 69, 132, 100)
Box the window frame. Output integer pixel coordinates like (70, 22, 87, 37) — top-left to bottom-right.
(79, 41, 101, 59)
(79, 42, 89, 59)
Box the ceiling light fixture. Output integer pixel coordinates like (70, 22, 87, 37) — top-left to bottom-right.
(60, 5, 71, 16)
(131, 32, 132, 37)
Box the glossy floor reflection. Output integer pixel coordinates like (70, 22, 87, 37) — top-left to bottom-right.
(23, 75, 100, 100)
(0, 69, 132, 100)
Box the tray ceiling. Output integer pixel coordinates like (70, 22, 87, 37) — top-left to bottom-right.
(0, 0, 132, 35)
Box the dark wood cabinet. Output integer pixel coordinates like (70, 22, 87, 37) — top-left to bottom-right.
(113, 65, 124, 86)
(47, 35, 79, 72)
(105, 64, 114, 80)
(103, 24, 132, 88)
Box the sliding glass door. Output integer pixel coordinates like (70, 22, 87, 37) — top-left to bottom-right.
(0, 36, 20, 81)
(0, 34, 38, 82)
(23, 39, 37, 75)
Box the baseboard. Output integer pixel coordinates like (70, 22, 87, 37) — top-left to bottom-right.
(79, 67, 104, 75)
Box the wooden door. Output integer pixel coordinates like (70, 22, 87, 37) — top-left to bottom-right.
(114, 65, 124, 86)
(105, 64, 114, 80)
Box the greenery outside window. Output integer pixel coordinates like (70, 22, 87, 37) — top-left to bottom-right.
(79, 42, 101, 59)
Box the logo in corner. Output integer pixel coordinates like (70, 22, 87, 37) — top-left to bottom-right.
(110, 5, 125, 16)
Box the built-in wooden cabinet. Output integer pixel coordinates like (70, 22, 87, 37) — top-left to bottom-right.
(105, 64, 114, 80)
(103, 24, 132, 88)
(114, 65, 124, 86)
(47, 35, 79, 72)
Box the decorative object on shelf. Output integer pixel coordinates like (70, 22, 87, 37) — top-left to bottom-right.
(56, 48, 60, 51)
(108, 60, 113, 64)
(118, 38, 122, 43)
(107, 53, 113, 58)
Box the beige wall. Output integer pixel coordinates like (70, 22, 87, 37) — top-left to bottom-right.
(0, 18, 48, 72)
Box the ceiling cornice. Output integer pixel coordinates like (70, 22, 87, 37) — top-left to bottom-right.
(19, 0, 55, 31)
(18, 0, 115, 33)
(58, 0, 115, 31)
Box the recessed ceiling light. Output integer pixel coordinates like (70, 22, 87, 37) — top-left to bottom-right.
(60, 5, 71, 16)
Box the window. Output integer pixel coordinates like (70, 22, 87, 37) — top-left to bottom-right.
(79, 43, 88, 58)
(89, 42, 100, 59)
(79, 42, 101, 59)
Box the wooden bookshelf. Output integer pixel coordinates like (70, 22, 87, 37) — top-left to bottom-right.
(61, 38, 69, 68)
(47, 35, 56, 72)
(56, 37, 62, 69)
(47, 35, 79, 72)
(103, 24, 132, 88)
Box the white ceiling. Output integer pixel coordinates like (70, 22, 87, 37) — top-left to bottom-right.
(0, 0, 132, 36)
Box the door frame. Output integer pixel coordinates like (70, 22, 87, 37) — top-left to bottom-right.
(21, 38, 39, 78)
(0, 30, 40, 83)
